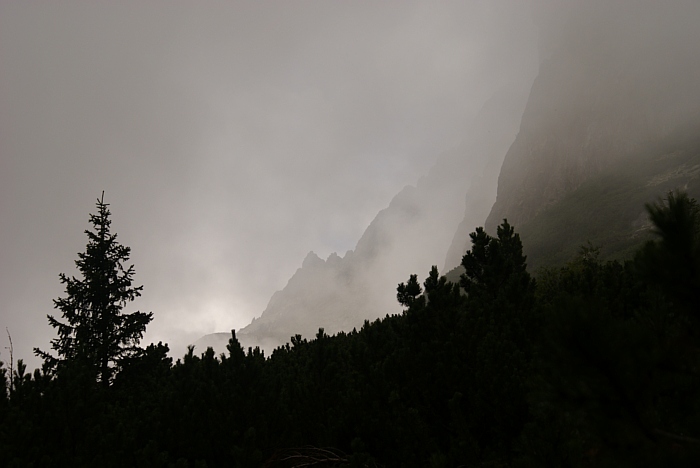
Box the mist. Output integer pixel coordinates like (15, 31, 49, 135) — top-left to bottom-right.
(4, 2, 700, 464)
(487, 0, 700, 236)
(4, 0, 699, 365)
(226, 0, 700, 354)
(1, 1, 539, 367)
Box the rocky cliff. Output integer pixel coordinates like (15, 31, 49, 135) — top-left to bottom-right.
(486, 1, 700, 234)
(196, 2, 700, 355)
(226, 84, 531, 353)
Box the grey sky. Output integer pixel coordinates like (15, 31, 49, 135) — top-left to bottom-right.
(0, 1, 539, 366)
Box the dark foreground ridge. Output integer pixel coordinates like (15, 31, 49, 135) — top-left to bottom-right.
(2, 191, 700, 466)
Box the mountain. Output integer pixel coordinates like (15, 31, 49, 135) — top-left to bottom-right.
(196, 1, 700, 355)
(442, 90, 531, 271)
(194, 84, 532, 355)
(437, 1, 700, 272)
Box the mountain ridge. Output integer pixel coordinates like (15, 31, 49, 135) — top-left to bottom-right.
(195, 84, 531, 355)
(195, 2, 700, 355)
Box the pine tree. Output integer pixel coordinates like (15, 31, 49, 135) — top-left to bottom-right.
(458, 221, 536, 454)
(638, 190, 700, 314)
(460, 220, 532, 302)
(396, 274, 423, 308)
(35, 192, 152, 386)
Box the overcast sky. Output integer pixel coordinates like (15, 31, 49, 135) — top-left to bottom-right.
(0, 1, 539, 366)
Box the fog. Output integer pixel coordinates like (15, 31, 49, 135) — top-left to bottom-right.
(3, 1, 698, 367)
(217, 80, 535, 356)
(487, 0, 700, 233)
(0, 1, 541, 367)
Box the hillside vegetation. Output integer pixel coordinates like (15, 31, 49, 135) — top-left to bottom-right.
(1, 192, 699, 467)
(519, 135, 700, 269)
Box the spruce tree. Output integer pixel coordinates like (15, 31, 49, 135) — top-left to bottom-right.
(35, 193, 152, 386)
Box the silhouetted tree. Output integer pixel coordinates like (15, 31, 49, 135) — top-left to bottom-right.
(460, 220, 533, 303)
(638, 190, 700, 314)
(458, 220, 536, 460)
(6, 193, 700, 466)
(396, 274, 422, 308)
(35, 193, 152, 386)
(0, 359, 7, 407)
(524, 194, 700, 466)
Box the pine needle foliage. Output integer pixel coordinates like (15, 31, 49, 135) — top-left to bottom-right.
(34, 192, 152, 386)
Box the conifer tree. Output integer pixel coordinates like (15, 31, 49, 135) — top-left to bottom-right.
(396, 274, 422, 308)
(35, 193, 152, 386)
(638, 190, 700, 314)
(458, 221, 536, 453)
(460, 220, 532, 302)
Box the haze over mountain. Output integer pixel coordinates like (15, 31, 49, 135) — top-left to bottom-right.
(235, 84, 533, 353)
(3, 1, 699, 365)
(5, 3, 700, 463)
(1, 1, 539, 368)
(485, 0, 700, 267)
(197, 0, 700, 355)
(195, 83, 533, 353)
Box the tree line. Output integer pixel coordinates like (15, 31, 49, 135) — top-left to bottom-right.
(1, 191, 698, 467)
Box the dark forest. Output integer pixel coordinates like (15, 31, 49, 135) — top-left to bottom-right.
(1, 191, 699, 467)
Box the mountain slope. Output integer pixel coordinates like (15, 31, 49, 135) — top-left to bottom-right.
(481, 1, 700, 269)
(209, 85, 532, 354)
(198, 2, 700, 354)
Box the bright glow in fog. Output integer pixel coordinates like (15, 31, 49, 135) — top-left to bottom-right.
(9, 1, 697, 367)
